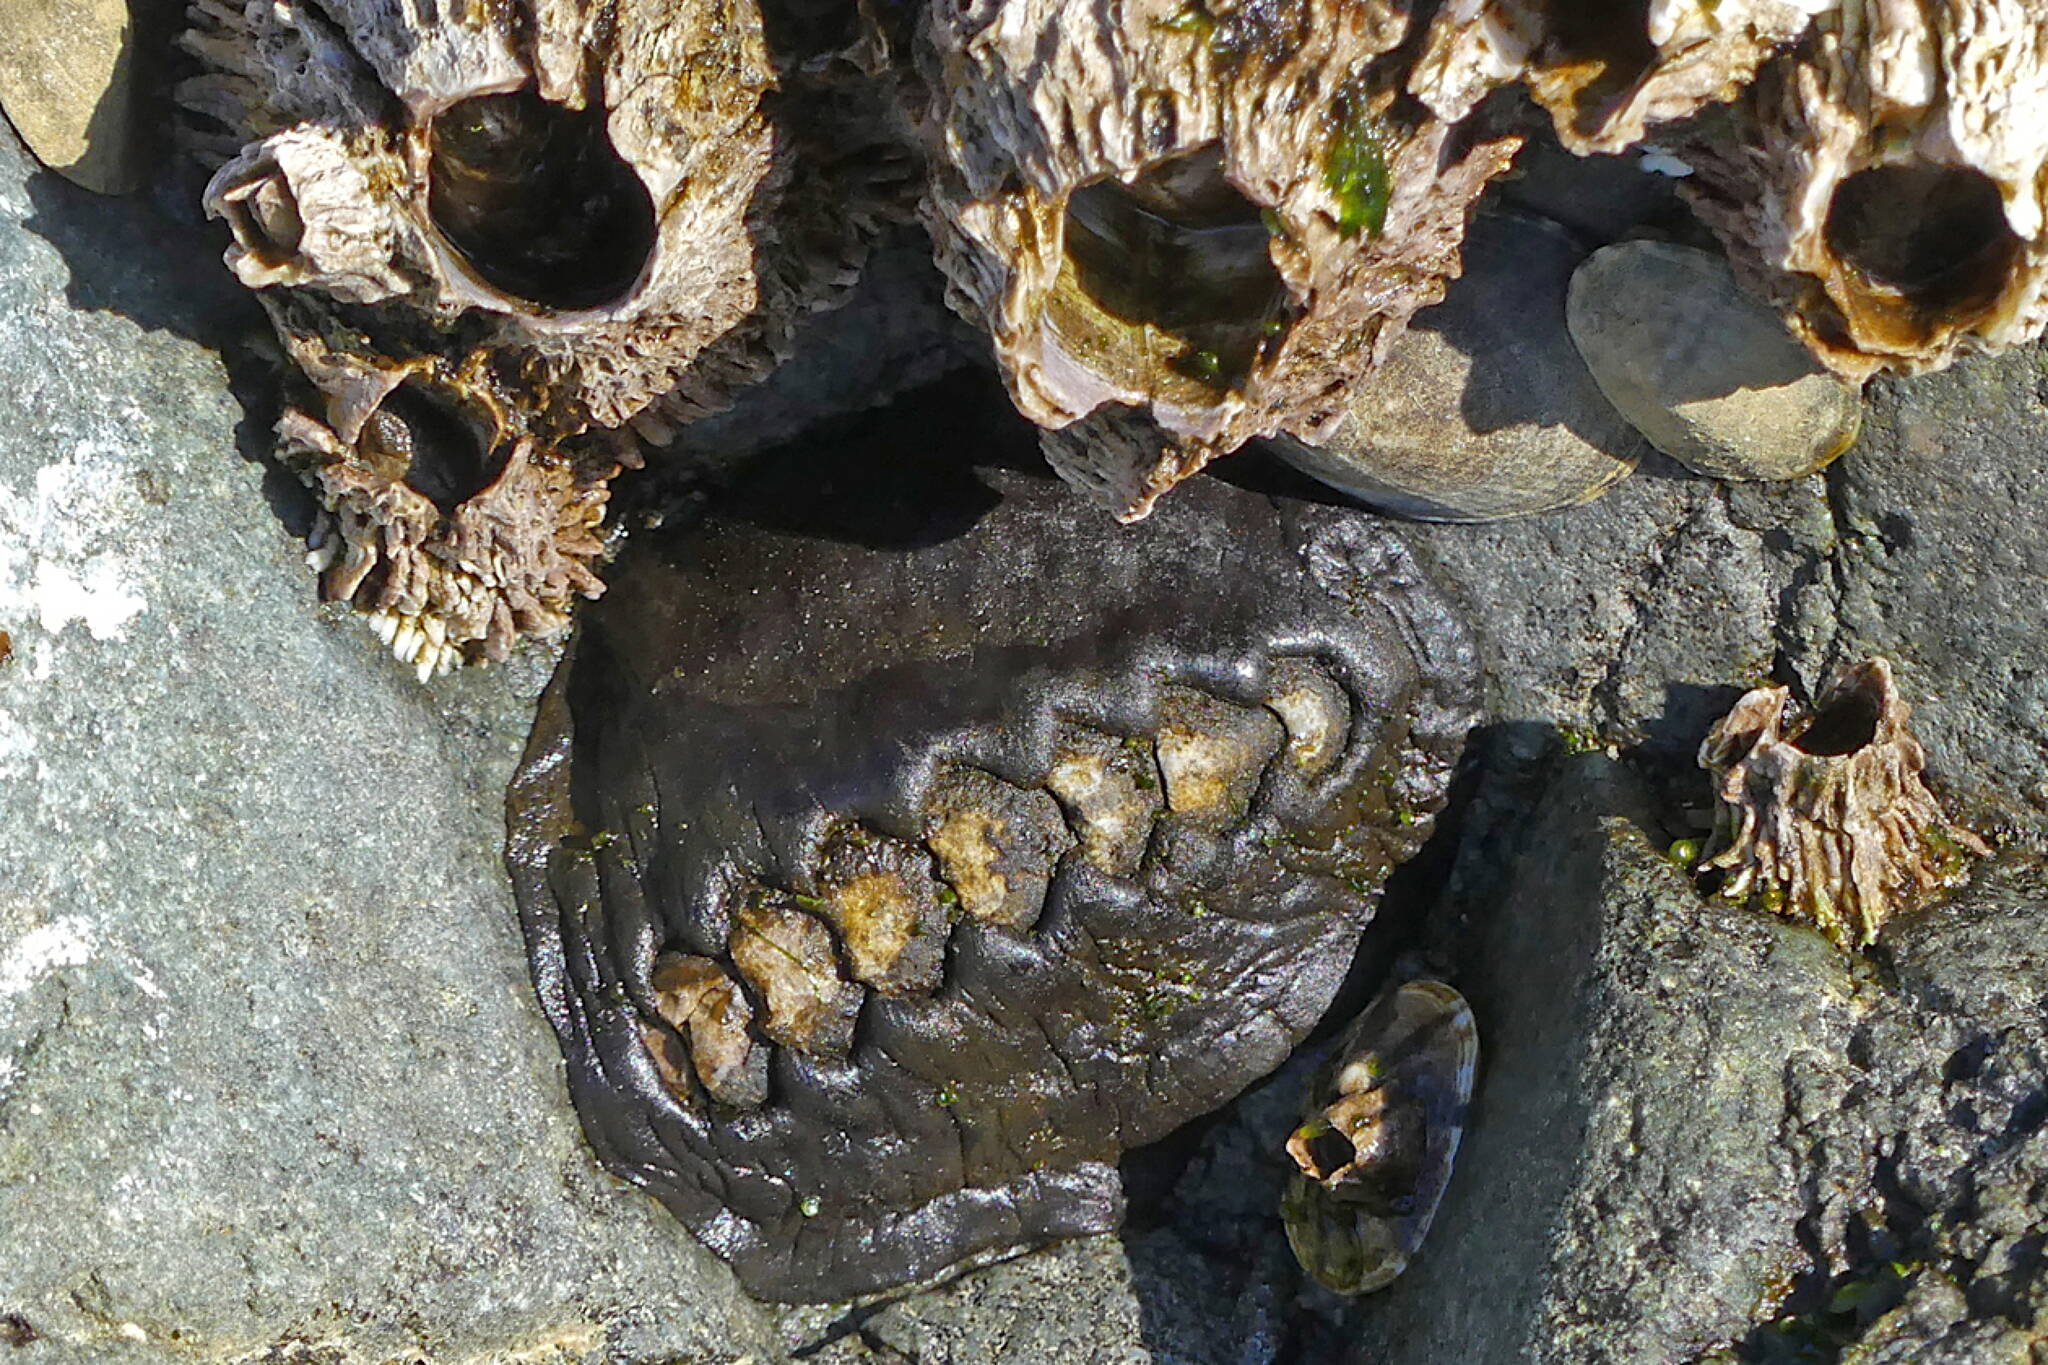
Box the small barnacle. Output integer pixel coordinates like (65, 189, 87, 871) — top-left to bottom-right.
(1696, 658, 1991, 948)
(1283, 979, 1478, 1295)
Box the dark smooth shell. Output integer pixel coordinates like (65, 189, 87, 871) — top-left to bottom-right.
(505, 390, 1476, 1302)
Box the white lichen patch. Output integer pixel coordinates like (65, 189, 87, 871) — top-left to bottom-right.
(0, 913, 98, 1001)
(0, 441, 149, 649)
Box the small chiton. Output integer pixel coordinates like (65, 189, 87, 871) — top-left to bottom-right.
(505, 389, 1476, 1301)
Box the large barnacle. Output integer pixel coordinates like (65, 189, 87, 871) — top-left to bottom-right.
(504, 397, 1477, 1300)
(177, 0, 909, 665)
(915, 0, 1521, 519)
(1678, 7, 2048, 379)
(1697, 658, 1990, 948)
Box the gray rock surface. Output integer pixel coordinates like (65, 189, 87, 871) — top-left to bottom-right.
(1344, 756, 2048, 1364)
(6, 82, 2048, 1365)
(1567, 240, 1862, 482)
(0, 126, 791, 1365)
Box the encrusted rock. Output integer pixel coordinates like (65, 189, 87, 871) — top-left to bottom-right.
(505, 401, 1477, 1301)
(915, 0, 1521, 519)
(1697, 657, 1990, 948)
(1567, 239, 1862, 482)
(1268, 209, 1643, 521)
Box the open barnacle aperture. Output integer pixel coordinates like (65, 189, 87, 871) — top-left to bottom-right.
(1053, 146, 1292, 405)
(425, 88, 658, 313)
(505, 393, 1476, 1300)
(1695, 658, 1990, 948)
(1673, 6, 2048, 381)
(918, 0, 1522, 519)
(1815, 163, 2023, 361)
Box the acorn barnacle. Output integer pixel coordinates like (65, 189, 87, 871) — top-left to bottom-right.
(177, 0, 907, 671)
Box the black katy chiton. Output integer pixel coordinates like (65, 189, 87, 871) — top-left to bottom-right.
(505, 399, 1475, 1301)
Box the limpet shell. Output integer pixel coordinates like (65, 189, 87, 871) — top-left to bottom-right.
(1282, 978, 1478, 1295)
(1268, 210, 1642, 522)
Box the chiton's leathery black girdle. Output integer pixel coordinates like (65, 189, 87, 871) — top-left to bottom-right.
(505, 404, 1476, 1301)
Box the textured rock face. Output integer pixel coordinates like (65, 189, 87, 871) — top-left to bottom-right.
(1345, 758, 2048, 1364)
(0, 0, 139, 194)
(507, 420, 1477, 1302)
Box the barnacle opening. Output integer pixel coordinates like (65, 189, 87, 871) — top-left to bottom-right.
(1292, 1121, 1357, 1183)
(361, 381, 504, 514)
(427, 89, 656, 312)
(1051, 145, 1290, 401)
(1529, 0, 1658, 129)
(1822, 164, 2020, 343)
(1795, 679, 1881, 757)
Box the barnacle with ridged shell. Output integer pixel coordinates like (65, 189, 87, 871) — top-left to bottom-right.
(914, 0, 1523, 520)
(1409, 0, 1832, 155)
(176, 0, 912, 670)
(1696, 657, 1990, 948)
(1678, 2, 2048, 381)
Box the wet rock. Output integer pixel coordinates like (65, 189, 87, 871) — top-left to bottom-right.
(1268, 209, 1643, 523)
(1567, 240, 1862, 481)
(0, 0, 138, 194)
(1348, 756, 2048, 1363)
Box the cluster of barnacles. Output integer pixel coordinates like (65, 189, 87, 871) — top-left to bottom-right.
(172, 0, 2048, 671)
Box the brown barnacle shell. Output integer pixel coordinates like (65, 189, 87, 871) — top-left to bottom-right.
(281, 359, 618, 678)
(1282, 979, 1478, 1295)
(1409, 0, 1828, 155)
(1696, 658, 1990, 948)
(915, 0, 1522, 520)
(1677, 6, 2048, 380)
(179, 0, 907, 666)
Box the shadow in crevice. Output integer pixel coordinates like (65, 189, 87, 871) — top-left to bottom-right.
(662, 369, 1051, 554)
